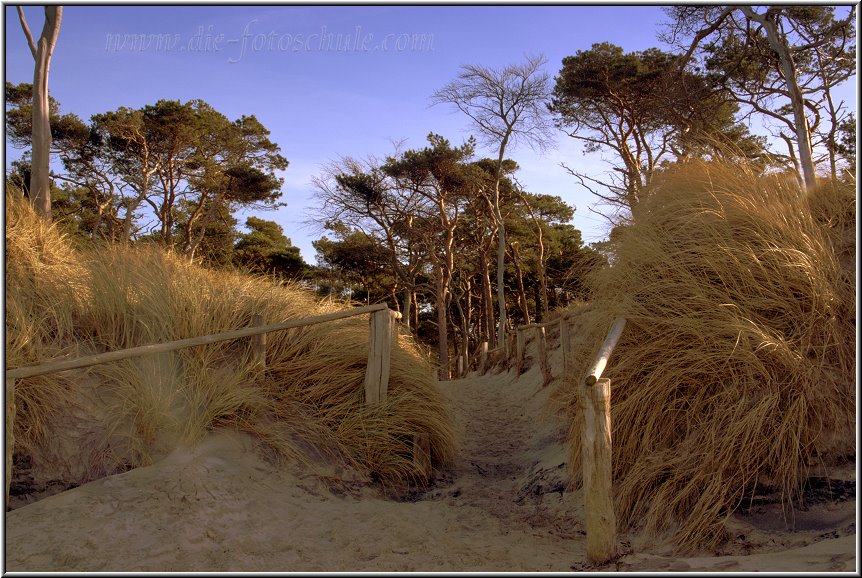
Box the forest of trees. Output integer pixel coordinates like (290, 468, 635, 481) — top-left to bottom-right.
(6, 5, 856, 379)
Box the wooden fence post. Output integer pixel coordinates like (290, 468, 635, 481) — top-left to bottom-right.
(364, 309, 393, 405)
(560, 317, 571, 375)
(582, 377, 616, 564)
(537, 326, 551, 386)
(479, 341, 488, 375)
(6, 377, 14, 509)
(250, 314, 266, 370)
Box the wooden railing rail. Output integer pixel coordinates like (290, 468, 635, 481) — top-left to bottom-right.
(584, 317, 626, 386)
(5, 303, 404, 507)
(6, 303, 391, 380)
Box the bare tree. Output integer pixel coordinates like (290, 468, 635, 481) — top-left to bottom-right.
(17, 5, 63, 220)
(432, 54, 553, 350)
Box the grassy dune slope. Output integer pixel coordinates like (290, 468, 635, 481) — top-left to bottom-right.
(5, 196, 456, 497)
(555, 164, 856, 552)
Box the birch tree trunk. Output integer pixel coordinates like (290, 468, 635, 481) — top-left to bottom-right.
(741, 6, 817, 191)
(18, 6, 62, 221)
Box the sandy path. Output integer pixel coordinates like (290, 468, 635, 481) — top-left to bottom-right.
(3, 364, 585, 572)
(3, 355, 856, 572)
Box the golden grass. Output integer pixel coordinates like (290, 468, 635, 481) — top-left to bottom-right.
(556, 163, 856, 552)
(5, 195, 456, 490)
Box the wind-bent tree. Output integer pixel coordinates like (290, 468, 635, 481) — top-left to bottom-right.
(432, 54, 553, 350)
(384, 134, 474, 380)
(85, 100, 286, 248)
(180, 105, 287, 259)
(310, 152, 429, 330)
(16, 6, 63, 219)
(550, 43, 764, 222)
(663, 5, 856, 190)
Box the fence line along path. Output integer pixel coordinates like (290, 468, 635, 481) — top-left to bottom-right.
(5, 303, 405, 507)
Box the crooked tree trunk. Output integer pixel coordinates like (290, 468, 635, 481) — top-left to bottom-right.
(18, 6, 62, 221)
(741, 6, 817, 191)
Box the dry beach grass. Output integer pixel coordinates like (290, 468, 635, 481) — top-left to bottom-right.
(5, 194, 456, 498)
(556, 163, 856, 552)
(3, 160, 857, 569)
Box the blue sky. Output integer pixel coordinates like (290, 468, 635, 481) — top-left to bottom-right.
(5, 5, 851, 262)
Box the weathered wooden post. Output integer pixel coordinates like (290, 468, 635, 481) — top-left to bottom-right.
(250, 314, 266, 370)
(536, 325, 551, 386)
(560, 317, 571, 375)
(6, 377, 14, 508)
(364, 308, 400, 405)
(582, 377, 616, 565)
(580, 316, 626, 565)
(479, 341, 488, 375)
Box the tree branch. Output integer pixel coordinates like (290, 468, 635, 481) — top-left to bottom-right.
(17, 6, 37, 58)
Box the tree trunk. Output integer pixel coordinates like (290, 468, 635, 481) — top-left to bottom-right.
(462, 278, 471, 371)
(509, 242, 531, 325)
(533, 283, 543, 323)
(401, 286, 413, 331)
(492, 134, 512, 350)
(742, 6, 817, 191)
(19, 6, 62, 221)
(480, 244, 495, 347)
(519, 191, 550, 319)
(435, 260, 450, 381)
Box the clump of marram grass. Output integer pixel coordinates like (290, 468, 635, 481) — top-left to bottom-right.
(557, 163, 856, 553)
(5, 195, 456, 497)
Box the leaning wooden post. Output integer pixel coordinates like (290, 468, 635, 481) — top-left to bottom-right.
(582, 377, 616, 565)
(479, 341, 488, 375)
(536, 325, 551, 386)
(250, 314, 266, 370)
(560, 317, 571, 375)
(6, 377, 15, 509)
(364, 309, 400, 405)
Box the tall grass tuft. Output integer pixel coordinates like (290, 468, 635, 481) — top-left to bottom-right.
(5, 194, 456, 494)
(557, 163, 856, 552)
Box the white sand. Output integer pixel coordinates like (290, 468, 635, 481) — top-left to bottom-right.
(3, 343, 857, 572)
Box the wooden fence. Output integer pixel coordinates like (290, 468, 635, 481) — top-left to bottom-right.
(5, 303, 407, 507)
(474, 315, 574, 385)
